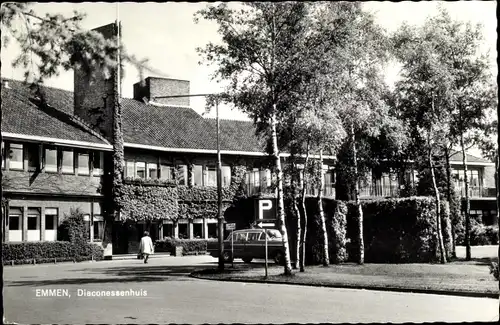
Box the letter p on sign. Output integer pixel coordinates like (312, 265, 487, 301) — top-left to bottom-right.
(258, 199, 272, 219)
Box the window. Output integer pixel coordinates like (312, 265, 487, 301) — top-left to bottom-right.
(45, 147, 58, 172)
(61, 149, 74, 173)
(9, 143, 23, 170)
(163, 223, 173, 238)
(160, 164, 174, 181)
(207, 223, 217, 238)
(78, 153, 90, 175)
(261, 169, 271, 187)
(222, 166, 231, 187)
(247, 233, 260, 241)
(178, 223, 188, 239)
(27, 208, 40, 230)
(83, 214, 91, 240)
(206, 166, 217, 186)
(9, 207, 22, 230)
(125, 160, 135, 178)
(177, 165, 188, 185)
(136, 162, 146, 178)
(193, 223, 203, 238)
(193, 165, 203, 186)
(147, 163, 158, 179)
(93, 215, 104, 241)
(234, 232, 247, 242)
(469, 170, 480, 187)
(92, 152, 103, 176)
(27, 143, 40, 171)
(45, 208, 58, 230)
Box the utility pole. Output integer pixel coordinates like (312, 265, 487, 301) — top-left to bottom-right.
(153, 93, 225, 271)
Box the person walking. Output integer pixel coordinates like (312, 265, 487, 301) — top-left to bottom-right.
(139, 231, 154, 263)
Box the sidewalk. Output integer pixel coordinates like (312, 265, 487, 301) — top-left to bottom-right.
(192, 257, 499, 299)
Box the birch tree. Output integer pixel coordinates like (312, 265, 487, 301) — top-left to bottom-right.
(196, 2, 318, 275)
(393, 8, 496, 261)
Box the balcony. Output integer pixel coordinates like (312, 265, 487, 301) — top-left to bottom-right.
(245, 183, 336, 198)
(359, 184, 400, 198)
(458, 186, 496, 198)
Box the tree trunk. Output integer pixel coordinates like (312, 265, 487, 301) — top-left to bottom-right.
(317, 149, 329, 266)
(429, 148, 447, 264)
(460, 133, 471, 261)
(444, 147, 456, 258)
(351, 125, 364, 264)
(270, 108, 292, 275)
(299, 140, 310, 272)
(292, 162, 301, 270)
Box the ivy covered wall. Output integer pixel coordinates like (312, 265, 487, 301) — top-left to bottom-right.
(117, 164, 250, 221)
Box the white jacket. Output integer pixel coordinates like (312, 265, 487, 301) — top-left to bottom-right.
(139, 236, 154, 254)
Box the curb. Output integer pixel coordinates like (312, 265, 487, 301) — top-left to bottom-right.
(190, 273, 499, 300)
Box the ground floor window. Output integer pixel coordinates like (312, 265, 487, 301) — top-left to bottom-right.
(27, 208, 40, 230)
(83, 214, 91, 240)
(9, 207, 22, 230)
(193, 223, 203, 238)
(207, 223, 217, 239)
(44, 208, 58, 242)
(163, 223, 173, 238)
(93, 216, 104, 241)
(44, 209, 58, 230)
(178, 223, 188, 239)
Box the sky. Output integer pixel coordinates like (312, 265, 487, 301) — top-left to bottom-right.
(1, 1, 497, 122)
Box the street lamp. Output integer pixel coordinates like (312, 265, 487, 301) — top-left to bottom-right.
(152, 93, 225, 271)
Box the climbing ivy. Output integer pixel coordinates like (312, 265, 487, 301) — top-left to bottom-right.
(118, 164, 249, 221)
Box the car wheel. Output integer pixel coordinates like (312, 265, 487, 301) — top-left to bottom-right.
(242, 257, 253, 263)
(273, 251, 284, 265)
(222, 251, 233, 263)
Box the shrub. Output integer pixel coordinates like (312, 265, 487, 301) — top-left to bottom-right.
(3, 241, 103, 265)
(154, 238, 217, 255)
(456, 220, 499, 246)
(346, 197, 452, 263)
(58, 208, 89, 243)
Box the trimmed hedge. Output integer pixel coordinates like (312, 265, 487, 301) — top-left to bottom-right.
(346, 197, 453, 263)
(3, 241, 104, 265)
(154, 238, 217, 255)
(285, 197, 348, 265)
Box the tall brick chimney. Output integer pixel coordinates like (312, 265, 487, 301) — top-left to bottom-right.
(74, 22, 120, 141)
(133, 77, 190, 107)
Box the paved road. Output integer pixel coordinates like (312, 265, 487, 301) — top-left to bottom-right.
(4, 256, 498, 323)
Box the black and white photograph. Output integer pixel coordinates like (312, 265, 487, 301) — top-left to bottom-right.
(1, 1, 498, 324)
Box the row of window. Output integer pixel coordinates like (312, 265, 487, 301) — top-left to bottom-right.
(2, 142, 103, 176)
(124, 160, 232, 187)
(8, 207, 104, 241)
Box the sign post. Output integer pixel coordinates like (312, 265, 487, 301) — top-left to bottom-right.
(264, 229, 268, 278)
(226, 223, 236, 268)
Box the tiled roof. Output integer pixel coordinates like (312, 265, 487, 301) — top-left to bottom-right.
(121, 99, 264, 152)
(449, 150, 493, 164)
(2, 79, 264, 153)
(2, 79, 110, 145)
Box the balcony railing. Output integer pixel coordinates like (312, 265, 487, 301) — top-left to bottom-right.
(458, 186, 496, 198)
(359, 184, 400, 198)
(245, 183, 336, 198)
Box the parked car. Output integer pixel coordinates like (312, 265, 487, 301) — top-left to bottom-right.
(207, 228, 285, 264)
